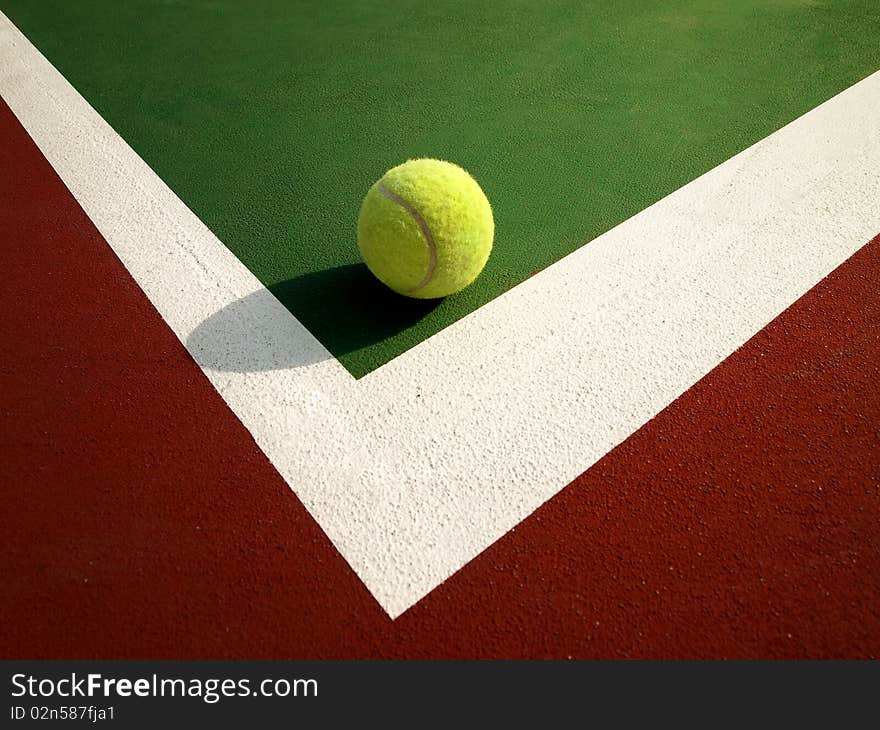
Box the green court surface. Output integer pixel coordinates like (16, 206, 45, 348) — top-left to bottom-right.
(4, 0, 878, 377)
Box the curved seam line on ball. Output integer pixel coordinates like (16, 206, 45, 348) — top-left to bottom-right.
(377, 181, 437, 293)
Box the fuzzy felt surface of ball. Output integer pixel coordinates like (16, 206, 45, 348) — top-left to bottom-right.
(357, 158, 494, 299)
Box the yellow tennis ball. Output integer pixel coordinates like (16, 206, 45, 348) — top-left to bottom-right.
(357, 158, 494, 299)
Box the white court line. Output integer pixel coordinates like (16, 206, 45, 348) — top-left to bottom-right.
(2, 11, 878, 617)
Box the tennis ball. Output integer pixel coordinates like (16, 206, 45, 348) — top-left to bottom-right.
(357, 158, 494, 299)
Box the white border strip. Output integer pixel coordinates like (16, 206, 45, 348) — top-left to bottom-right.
(2, 11, 878, 617)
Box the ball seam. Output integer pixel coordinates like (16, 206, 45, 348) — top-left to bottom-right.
(377, 181, 437, 293)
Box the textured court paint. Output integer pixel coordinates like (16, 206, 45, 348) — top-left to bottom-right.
(2, 0, 879, 376)
(0, 99, 384, 658)
(2, 101, 878, 657)
(3, 15, 878, 616)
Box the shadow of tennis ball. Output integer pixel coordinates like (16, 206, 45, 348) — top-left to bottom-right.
(187, 264, 440, 373)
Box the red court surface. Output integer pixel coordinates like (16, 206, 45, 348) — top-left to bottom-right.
(2, 99, 878, 659)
